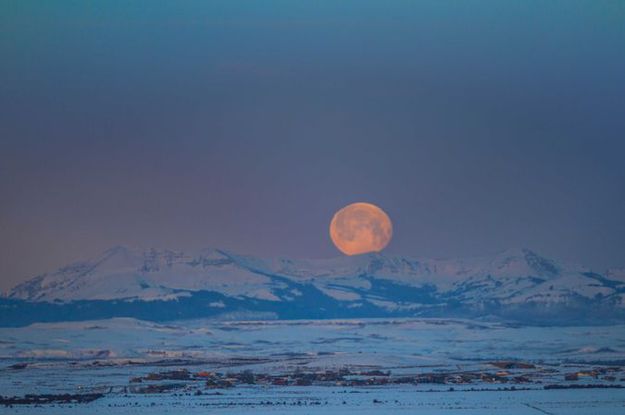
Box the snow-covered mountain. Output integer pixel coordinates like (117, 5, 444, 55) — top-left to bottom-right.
(3, 247, 625, 326)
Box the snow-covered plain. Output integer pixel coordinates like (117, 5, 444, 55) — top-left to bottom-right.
(3, 387, 625, 414)
(2, 317, 625, 413)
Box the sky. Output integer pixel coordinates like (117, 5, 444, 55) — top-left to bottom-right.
(1, 1, 624, 290)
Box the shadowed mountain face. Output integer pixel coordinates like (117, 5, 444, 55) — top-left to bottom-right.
(2, 247, 624, 327)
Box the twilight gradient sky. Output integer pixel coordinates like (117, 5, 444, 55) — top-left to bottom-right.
(1, 1, 624, 290)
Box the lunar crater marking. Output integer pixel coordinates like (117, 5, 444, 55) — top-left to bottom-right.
(330, 202, 392, 255)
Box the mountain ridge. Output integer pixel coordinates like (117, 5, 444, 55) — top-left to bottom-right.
(2, 247, 624, 327)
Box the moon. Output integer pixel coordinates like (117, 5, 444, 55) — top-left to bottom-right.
(329, 202, 393, 255)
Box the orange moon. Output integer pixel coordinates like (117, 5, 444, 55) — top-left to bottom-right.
(329, 202, 393, 255)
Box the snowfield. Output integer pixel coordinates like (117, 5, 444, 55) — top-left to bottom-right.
(1, 317, 625, 413)
(3, 387, 625, 414)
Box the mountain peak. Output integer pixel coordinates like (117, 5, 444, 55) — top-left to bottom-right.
(0, 246, 625, 322)
(485, 248, 560, 278)
(5, 246, 625, 326)
(103, 245, 133, 255)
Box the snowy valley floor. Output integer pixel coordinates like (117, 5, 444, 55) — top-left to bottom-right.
(1, 318, 625, 414)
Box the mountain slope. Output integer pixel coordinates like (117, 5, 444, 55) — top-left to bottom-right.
(3, 247, 624, 326)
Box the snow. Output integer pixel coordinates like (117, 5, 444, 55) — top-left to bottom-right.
(2, 388, 625, 414)
(2, 317, 624, 368)
(9, 248, 284, 303)
(7, 246, 625, 325)
(247, 288, 281, 301)
(1, 317, 625, 414)
(317, 286, 362, 301)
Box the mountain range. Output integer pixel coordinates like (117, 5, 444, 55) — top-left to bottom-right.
(2, 246, 624, 326)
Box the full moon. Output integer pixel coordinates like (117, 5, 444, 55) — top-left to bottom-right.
(329, 202, 393, 255)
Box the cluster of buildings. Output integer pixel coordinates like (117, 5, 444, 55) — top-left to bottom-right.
(125, 360, 619, 392)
